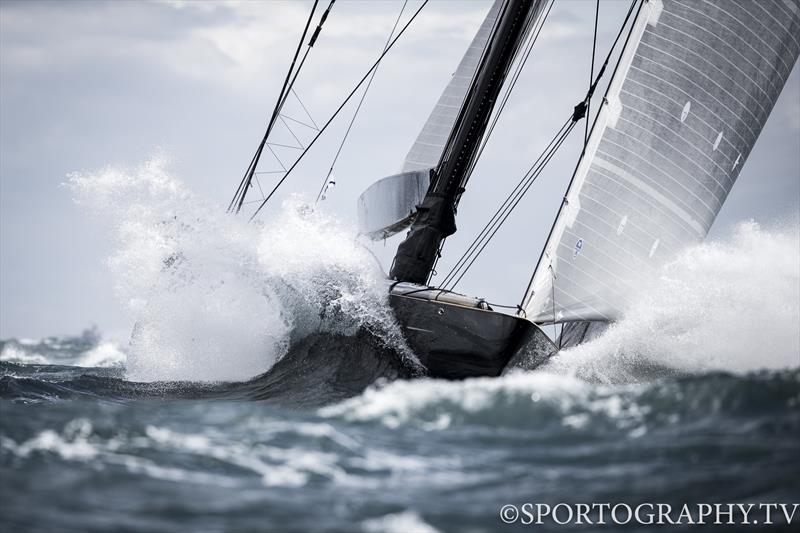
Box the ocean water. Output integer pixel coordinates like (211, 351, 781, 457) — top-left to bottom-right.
(2, 159, 799, 532)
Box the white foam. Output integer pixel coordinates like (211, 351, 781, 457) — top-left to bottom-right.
(0, 345, 48, 365)
(1, 419, 98, 460)
(68, 155, 410, 382)
(321, 371, 593, 429)
(142, 424, 358, 488)
(77, 341, 127, 368)
(1, 420, 239, 487)
(544, 220, 800, 381)
(361, 511, 441, 533)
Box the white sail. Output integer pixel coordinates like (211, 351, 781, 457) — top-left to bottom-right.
(402, 0, 502, 172)
(524, 0, 800, 323)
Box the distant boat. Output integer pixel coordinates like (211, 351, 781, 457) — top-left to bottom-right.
(231, 0, 800, 379)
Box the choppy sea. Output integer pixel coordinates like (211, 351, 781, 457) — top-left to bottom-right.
(1, 159, 798, 532)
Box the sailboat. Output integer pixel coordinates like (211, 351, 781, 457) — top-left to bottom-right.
(232, 0, 800, 379)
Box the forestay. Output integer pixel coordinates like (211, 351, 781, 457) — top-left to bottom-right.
(357, 0, 502, 238)
(524, 0, 800, 322)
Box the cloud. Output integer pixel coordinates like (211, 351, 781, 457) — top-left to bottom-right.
(0, 0, 797, 338)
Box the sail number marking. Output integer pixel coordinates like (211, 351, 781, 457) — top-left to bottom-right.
(573, 238, 584, 258)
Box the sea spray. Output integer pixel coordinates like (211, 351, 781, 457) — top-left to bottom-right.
(68, 155, 412, 382)
(543, 219, 800, 382)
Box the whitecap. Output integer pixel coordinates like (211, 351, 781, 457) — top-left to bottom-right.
(361, 511, 441, 533)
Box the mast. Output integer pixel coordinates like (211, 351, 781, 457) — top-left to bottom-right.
(390, 0, 545, 284)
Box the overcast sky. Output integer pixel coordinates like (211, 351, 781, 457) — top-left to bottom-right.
(1, 0, 798, 340)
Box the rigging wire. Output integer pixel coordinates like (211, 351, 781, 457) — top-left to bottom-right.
(292, 88, 320, 130)
(280, 113, 318, 131)
(440, 115, 573, 289)
(230, 0, 336, 214)
(518, 0, 644, 315)
(587, 0, 599, 144)
(315, 0, 409, 205)
(229, 0, 319, 213)
(441, 115, 577, 290)
(249, 0, 430, 222)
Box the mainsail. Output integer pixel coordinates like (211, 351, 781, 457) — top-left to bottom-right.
(523, 0, 800, 323)
(357, 0, 502, 239)
(402, 0, 502, 172)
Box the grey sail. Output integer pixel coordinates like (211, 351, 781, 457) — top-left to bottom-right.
(357, 169, 430, 240)
(401, 0, 502, 172)
(524, 0, 800, 323)
(357, 0, 502, 239)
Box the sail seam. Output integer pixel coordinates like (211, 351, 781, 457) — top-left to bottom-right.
(634, 55, 760, 142)
(614, 113, 731, 196)
(589, 166, 700, 244)
(698, 0, 796, 74)
(596, 140, 718, 221)
(625, 66, 753, 149)
(638, 40, 768, 125)
(620, 86, 737, 164)
(655, 18, 780, 104)
(626, 62, 758, 146)
(593, 155, 707, 235)
(546, 265, 626, 321)
(562, 211, 660, 277)
(749, 0, 800, 48)
(663, 9, 783, 96)
(643, 29, 771, 118)
(552, 241, 640, 307)
(732, 0, 800, 59)
(577, 189, 681, 255)
(673, 1, 793, 78)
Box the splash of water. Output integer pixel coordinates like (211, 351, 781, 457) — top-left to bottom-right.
(543, 219, 800, 381)
(68, 155, 408, 382)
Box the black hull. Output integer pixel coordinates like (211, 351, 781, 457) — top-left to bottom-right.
(390, 293, 556, 379)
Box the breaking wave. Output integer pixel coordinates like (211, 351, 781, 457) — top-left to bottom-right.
(543, 219, 800, 382)
(320, 367, 800, 434)
(67, 155, 414, 383)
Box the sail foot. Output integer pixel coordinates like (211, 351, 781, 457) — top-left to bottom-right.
(390, 194, 456, 284)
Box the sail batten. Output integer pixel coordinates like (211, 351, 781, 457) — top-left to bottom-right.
(524, 0, 800, 324)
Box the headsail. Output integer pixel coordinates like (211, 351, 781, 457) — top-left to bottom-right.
(357, 0, 502, 239)
(523, 0, 800, 323)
